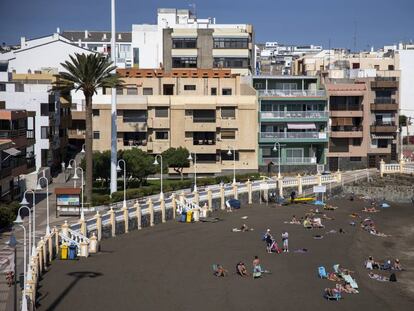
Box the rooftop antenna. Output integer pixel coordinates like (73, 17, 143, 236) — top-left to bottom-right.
(189, 3, 196, 18)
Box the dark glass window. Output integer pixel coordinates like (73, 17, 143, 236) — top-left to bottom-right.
(193, 110, 216, 123)
(213, 38, 248, 49)
(155, 108, 168, 118)
(213, 57, 249, 68)
(123, 110, 147, 122)
(172, 57, 197, 68)
(184, 85, 196, 91)
(155, 131, 168, 140)
(172, 38, 197, 49)
(93, 131, 100, 139)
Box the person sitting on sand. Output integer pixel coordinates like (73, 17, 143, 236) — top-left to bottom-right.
(290, 215, 301, 224)
(311, 217, 324, 228)
(214, 264, 228, 277)
(303, 217, 312, 228)
(393, 259, 402, 271)
(324, 286, 341, 297)
(236, 262, 249, 277)
(327, 272, 341, 282)
(340, 282, 359, 294)
(363, 207, 379, 213)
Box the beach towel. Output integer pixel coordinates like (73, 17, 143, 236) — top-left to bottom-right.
(318, 266, 327, 278)
(342, 274, 358, 288)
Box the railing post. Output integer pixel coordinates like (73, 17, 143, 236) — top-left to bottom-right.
(233, 183, 238, 199)
(247, 179, 252, 204)
(123, 206, 129, 233)
(399, 158, 405, 173)
(297, 174, 302, 195)
(96, 211, 102, 241)
(171, 194, 177, 219)
(37, 242, 43, 273)
(109, 207, 116, 237)
(80, 217, 86, 236)
(278, 176, 284, 198)
(193, 190, 199, 206)
(89, 233, 98, 253)
(207, 188, 213, 210)
(42, 237, 47, 268)
(317, 173, 322, 186)
(380, 159, 385, 178)
(61, 220, 69, 237)
(80, 239, 89, 257)
(48, 234, 53, 262)
(135, 200, 142, 230)
(148, 198, 154, 227)
(220, 183, 225, 210)
(336, 170, 342, 183)
(160, 197, 166, 223)
(54, 227, 59, 256)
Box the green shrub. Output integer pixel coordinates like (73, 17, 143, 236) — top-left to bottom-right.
(0, 201, 20, 229)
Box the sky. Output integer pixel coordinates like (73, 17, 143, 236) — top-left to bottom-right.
(0, 0, 413, 50)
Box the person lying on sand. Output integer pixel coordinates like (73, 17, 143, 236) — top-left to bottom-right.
(322, 214, 334, 220)
(324, 205, 338, 210)
(369, 228, 390, 237)
(349, 213, 360, 218)
(368, 272, 389, 281)
(327, 273, 341, 282)
(288, 215, 301, 224)
(232, 224, 254, 232)
(338, 283, 359, 294)
(214, 264, 228, 277)
(363, 207, 379, 213)
(236, 262, 249, 277)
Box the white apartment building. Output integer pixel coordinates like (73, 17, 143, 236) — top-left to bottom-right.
(132, 8, 254, 75)
(61, 30, 132, 68)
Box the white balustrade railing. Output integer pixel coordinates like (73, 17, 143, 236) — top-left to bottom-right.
(258, 89, 326, 97)
(260, 111, 329, 119)
(260, 132, 328, 140)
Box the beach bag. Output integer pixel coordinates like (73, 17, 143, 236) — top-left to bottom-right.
(389, 273, 397, 282)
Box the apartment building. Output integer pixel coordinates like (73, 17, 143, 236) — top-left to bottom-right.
(132, 8, 254, 75)
(0, 110, 36, 201)
(61, 30, 132, 68)
(326, 72, 399, 170)
(252, 76, 329, 173)
(70, 69, 258, 175)
(0, 71, 71, 171)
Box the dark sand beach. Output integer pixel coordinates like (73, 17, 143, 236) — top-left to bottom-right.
(37, 196, 414, 311)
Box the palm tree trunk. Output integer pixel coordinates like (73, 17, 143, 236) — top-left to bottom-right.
(85, 94, 93, 203)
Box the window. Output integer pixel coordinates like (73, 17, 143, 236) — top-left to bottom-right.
(213, 38, 248, 49)
(92, 109, 100, 116)
(388, 65, 395, 70)
(172, 57, 197, 68)
(0, 83, 5, 92)
(193, 132, 215, 145)
(41, 149, 48, 167)
(286, 148, 304, 159)
(222, 88, 232, 96)
(41, 126, 49, 139)
(211, 87, 217, 96)
(221, 131, 236, 140)
(352, 138, 362, 146)
(155, 107, 168, 118)
(123, 110, 147, 122)
(41, 103, 49, 116)
(196, 154, 217, 163)
(377, 139, 388, 148)
(15, 83, 24, 92)
(184, 85, 196, 91)
(93, 131, 100, 139)
(374, 65, 380, 70)
(155, 131, 169, 140)
(193, 110, 216, 122)
(116, 87, 123, 95)
(221, 107, 235, 119)
(143, 88, 153, 95)
(126, 87, 138, 95)
(350, 157, 362, 162)
(163, 84, 174, 95)
(213, 57, 249, 68)
(172, 38, 197, 49)
(221, 150, 239, 161)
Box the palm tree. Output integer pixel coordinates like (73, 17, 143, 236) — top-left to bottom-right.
(54, 53, 122, 203)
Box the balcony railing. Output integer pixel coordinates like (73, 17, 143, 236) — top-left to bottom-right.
(193, 117, 216, 123)
(0, 128, 26, 139)
(260, 111, 328, 119)
(26, 157, 36, 169)
(26, 130, 35, 139)
(373, 121, 396, 126)
(264, 157, 317, 164)
(193, 140, 216, 145)
(374, 97, 396, 104)
(0, 166, 12, 179)
(260, 131, 327, 139)
(122, 117, 147, 123)
(331, 126, 363, 132)
(123, 140, 147, 147)
(258, 89, 326, 97)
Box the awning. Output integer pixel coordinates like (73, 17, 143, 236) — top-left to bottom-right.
(3, 148, 21, 156)
(287, 123, 316, 130)
(372, 135, 394, 139)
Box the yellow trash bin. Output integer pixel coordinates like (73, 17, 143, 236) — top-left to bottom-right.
(186, 210, 193, 223)
(60, 244, 68, 260)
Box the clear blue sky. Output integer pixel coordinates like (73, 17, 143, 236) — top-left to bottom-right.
(1, 0, 413, 50)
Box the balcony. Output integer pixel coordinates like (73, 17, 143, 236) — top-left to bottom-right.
(330, 126, 363, 138)
(258, 89, 326, 98)
(371, 98, 398, 111)
(330, 110, 363, 117)
(117, 118, 147, 132)
(263, 157, 317, 165)
(184, 116, 217, 132)
(217, 118, 238, 128)
(26, 130, 35, 145)
(260, 111, 328, 121)
(68, 129, 86, 139)
(370, 121, 397, 133)
(0, 128, 26, 139)
(0, 166, 12, 179)
(260, 131, 328, 142)
(147, 117, 170, 129)
(371, 78, 398, 89)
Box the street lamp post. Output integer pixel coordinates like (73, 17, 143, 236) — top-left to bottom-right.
(36, 176, 50, 235)
(273, 142, 282, 178)
(15, 206, 32, 258)
(187, 153, 197, 192)
(12, 221, 28, 311)
(7, 233, 18, 311)
(116, 159, 127, 208)
(73, 167, 84, 219)
(67, 159, 77, 188)
(227, 146, 236, 184)
(153, 155, 164, 200)
(20, 190, 36, 257)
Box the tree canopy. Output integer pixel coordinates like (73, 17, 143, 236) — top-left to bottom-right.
(120, 148, 156, 186)
(162, 147, 190, 179)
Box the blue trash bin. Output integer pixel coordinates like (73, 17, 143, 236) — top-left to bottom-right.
(68, 243, 77, 260)
(180, 212, 187, 222)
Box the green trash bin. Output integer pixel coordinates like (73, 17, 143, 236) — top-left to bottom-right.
(60, 244, 68, 260)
